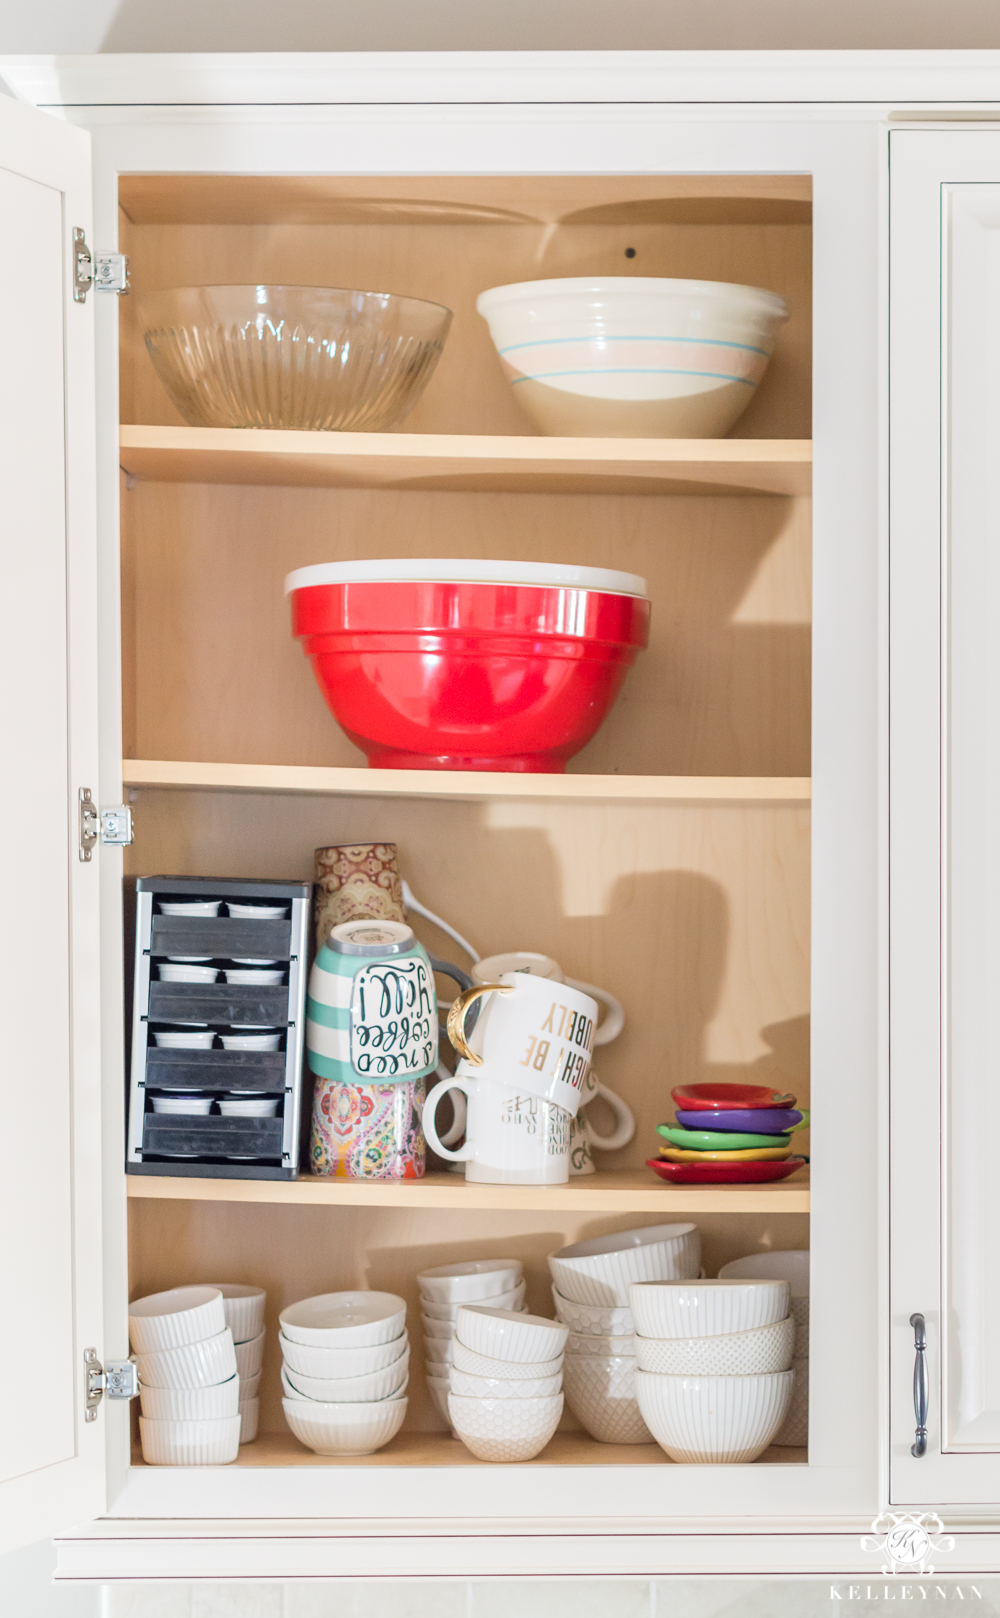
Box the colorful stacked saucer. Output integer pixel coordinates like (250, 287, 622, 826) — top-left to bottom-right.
(647, 1083, 808, 1185)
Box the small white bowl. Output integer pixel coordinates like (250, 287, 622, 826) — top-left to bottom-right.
(455, 1307, 568, 1364)
(220, 1033, 282, 1052)
(138, 1374, 240, 1421)
(152, 1030, 216, 1050)
(223, 968, 284, 985)
(417, 1260, 523, 1303)
(634, 1369, 793, 1464)
(134, 1327, 237, 1391)
(149, 1096, 214, 1115)
(421, 1315, 457, 1340)
(552, 1289, 635, 1337)
(448, 1393, 563, 1462)
(281, 1349, 409, 1404)
(157, 963, 220, 983)
(238, 1398, 259, 1445)
(282, 1395, 407, 1456)
(635, 1314, 795, 1377)
(233, 1329, 266, 1379)
(280, 1291, 406, 1348)
(718, 1251, 809, 1297)
(452, 1339, 564, 1380)
(139, 1414, 241, 1464)
(217, 1098, 280, 1118)
(549, 1224, 701, 1307)
(278, 1331, 406, 1379)
(160, 900, 221, 917)
(562, 1354, 653, 1445)
(227, 901, 288, 918)
(426, 1374, 454, 1430)
(421, 1281, 526, 1321)
(201, 1284, 266, 1344)
(565, 1331, 635, 1359)
(630, 1279, 790, 1341)
(450, 1369, 563, 1400)
(128, 1286, 226, 1355)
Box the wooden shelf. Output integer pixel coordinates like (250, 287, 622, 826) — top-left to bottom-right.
(131, 1429, 807, 1469)
(119, 426, 812, 499)
(122, 759, 812, 806)
(126, 1167, 810, 1213)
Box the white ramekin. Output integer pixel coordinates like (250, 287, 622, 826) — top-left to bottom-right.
(278, 1331, 407, 1379)
(455, 1307, 568, 1364)
(139, 1375, 239, 1421)
(630, 1279, 790, 1340)
(282, 1395, 407, 1456)
(635, 1314, 795, 1376)
(448, 1393, 563, 1462)
(238, 1398, 259, 1444)
(562, 1354, 653, 1445)
(549, 1225, 701, 1307)
(233, 1330, 266, 1378)
(134, 1327, 237, 1390)
(452, 1340, 563, 1380)
(422, 1281, 525, 1321)
(138, 1414, 241, 1465)
(202, 1284, 267, 1344)
(280, 1291, 406, 1347)
(417, 1260, 523, 1303)
(635, 1369, 794, 1463)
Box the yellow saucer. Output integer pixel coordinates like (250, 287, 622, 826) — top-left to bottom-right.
(658, 1145, 793, 1163)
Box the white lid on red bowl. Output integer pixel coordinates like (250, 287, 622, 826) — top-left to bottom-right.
(284, 558, 647, 598)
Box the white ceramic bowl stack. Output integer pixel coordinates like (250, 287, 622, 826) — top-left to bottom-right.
(129, 1286, 241, 1464)
(279, 1291, 409, 1456)
(447, 1305, 569, 1461)
(547, 1224, 699, 1446)
(204, 1283, 266, 1443)
(630, 1279, 795, 1463)
(417, 1259, 526, 1426)
(718, 1251, 809, 1446)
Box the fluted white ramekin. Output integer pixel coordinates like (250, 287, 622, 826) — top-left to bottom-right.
(128, 1287, 225, 1355)
(234, 1330, 266, 1378)
(552, 1288, 635, 1337)
(282, 1394, 407, 1455)
(563, 1354, 653, 1444)
(635, 1314, 795, 1376)
(635, 1369, 793, 1463)
(278, 1331, 407, 1379)
(134, 1327, 237, 1390)
(139, 1375, 240, 1421)
(450, 1369, 563, 1399)
(281, 1351, 409, 1403)
(138, 1414, 241, 1465)
(280, 1292, 406, 1347)
(448, 1393, 563, 1461)
(456, 1307, 568, 1364)
(417, 1260, 523, 1303)
(549, 1225, 700, 1307)
(630, 1279, 790, 1340)
(452, 1340, 564, 1380)
(203, 1284, 266, 1344)
(422, 1281, 525, 1321)
(238, 1398, 259, 1444)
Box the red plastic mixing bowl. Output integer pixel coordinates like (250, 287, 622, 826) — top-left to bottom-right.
(288, 575, 650, 772)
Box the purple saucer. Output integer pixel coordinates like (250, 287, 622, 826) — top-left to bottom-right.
(673, 1106, 804, 1134)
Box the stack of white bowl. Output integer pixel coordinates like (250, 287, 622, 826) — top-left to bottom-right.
(448, 1305, 569, 1461)
(279, 1291, 409, 1456)
(418, 1259, 527, 1427)
(130, 1286, 241, 1465)
(548, 1223, 701, 1445)
(719, 1250, 809, 1446)
(631, 1278, 795, 1463)
(204, 1283, 266, 1443)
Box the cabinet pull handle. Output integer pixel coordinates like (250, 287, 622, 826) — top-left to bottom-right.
(910, 1312, 928, 1457)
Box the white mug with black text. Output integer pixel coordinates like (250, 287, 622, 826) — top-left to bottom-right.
(422, 1066, 571, 1185)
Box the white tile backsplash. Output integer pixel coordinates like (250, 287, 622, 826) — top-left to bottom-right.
(472, 1580, 650, 1618)
(190, 1586, 284, 1618)
(101, 1586, 193, 1618)
(288, 1579, 469, 1618)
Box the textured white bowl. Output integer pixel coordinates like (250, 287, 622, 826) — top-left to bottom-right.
(450, 1369, 563, 1399)
(128, 1287, 226, 1355)
(138, 1414, 241, 1465)
(773, 1357, 808, 1446)
(562, 1354, 654, 1445)
(422, 1281, 526, 1321)
(448, 1394, 563, 1462)
(279, 1331, 406, 1379)
(139, 1375, 240, 1421)
(281, 1349, 409, 1403)
(451, 1340, 564, 1380)
(551, 1289, 635, 1337)
(426, 1373, 455, 1430)
(635, 1369, 793, 1463)
(630, 1279, 790, 1340)
(718, 1251, 809, 1297)
(238, 1398, 259, 1444)
(280, 1292, 406, 1347)
(202, 1284, 266, 1344)
(790, 1298, 810, 1358)
(549, 1224, 701, 1307)
(635, 1315, 795, 1376)
(134, 1328, 237, 1390)
(565, 1331, 635, 1359)
(456, 1307, 568, 1364)
(239, 1370, 262, 1401)
(233, 1330, 266, 1379)
(421, 1315, 457, 1340)
(417, 1260, 523, 1303)
(282, 1395, 407, 1455)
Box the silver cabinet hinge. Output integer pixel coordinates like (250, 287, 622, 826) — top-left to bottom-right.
(84, 1348, 139, 1421)
(79, 788, 134, 860)
(73, 228, 129, 302)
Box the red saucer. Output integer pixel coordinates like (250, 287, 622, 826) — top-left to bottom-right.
(670, 1082, 797, 1112)
(646, 1156, 807, 1184)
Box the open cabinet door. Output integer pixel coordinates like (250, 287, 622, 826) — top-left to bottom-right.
(0, 93, 106, 1550)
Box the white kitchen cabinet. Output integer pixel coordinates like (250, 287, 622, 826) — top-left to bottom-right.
(0, 50, 968, 1581)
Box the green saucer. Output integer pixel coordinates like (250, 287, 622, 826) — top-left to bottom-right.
(656, 1123, 794, 1152)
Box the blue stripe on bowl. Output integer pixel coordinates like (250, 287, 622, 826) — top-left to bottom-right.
(510, 367, 757, 388)
(498, 334, 771, 358)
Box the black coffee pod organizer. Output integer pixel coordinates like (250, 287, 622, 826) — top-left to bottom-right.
(126, 876, 310, 1180)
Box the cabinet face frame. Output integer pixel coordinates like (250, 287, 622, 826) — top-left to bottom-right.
(76, 101, 881, 1528)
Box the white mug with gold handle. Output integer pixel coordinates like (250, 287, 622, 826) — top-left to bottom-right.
(446, 971, 597, 1118)
(473, 951, 624, 1047)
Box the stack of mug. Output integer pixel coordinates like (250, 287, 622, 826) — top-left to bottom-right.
(130, 1286, 242, 1465)
(418, 1259, 527, 1424)
(447, 1304, 569, 1461)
